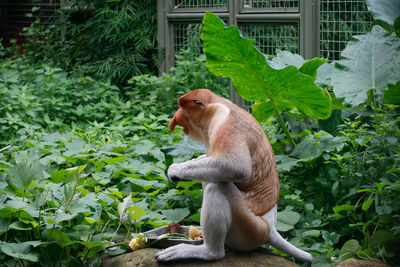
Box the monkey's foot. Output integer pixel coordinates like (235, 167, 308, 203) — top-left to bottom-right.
(155, 244, 224, 262)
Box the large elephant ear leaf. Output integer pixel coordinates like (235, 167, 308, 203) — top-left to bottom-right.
(201, 12, 331, 120)
(331, 26, 400, 106)
(367, 0, 400, 26)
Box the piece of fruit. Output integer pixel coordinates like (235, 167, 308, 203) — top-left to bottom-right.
(189, 226, 202, 239)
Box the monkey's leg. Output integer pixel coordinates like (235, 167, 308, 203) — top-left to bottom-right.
(156, 182, 231, 262)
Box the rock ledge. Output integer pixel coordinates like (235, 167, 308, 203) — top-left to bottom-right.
(102, 248, 300, 267)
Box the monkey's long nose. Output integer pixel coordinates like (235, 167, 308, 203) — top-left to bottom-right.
(169, 116, 177, 132)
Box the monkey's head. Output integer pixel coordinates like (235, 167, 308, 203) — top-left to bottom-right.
(169, 89, 229, 142)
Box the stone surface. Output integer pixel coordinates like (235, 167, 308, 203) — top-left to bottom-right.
(336, 258, 391, 267)
(102, 248, 300, 267)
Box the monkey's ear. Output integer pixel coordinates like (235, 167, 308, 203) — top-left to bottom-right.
(194, 100, 204, 106)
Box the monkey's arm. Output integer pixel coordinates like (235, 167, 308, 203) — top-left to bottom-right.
(168, 153, 251, 183)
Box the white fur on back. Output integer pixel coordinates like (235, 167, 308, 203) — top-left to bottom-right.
(207, 103, 230, 148)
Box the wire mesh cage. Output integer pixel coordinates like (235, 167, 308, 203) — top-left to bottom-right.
(0, 0, 60, 45)
(242, 0, 299, 8)
(320, 0, 372, 60)
(173, 0, 228, 9)
(239, 23, 299, 55)
(173, 23, 204, 55)
(172, 22, 299, 58)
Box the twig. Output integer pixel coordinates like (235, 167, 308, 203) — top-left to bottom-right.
(0, 145, 11, 153)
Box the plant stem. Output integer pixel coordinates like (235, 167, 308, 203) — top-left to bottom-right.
(268, 99, 296, 149)
(110, 223, 121, 244)
(5, 213, 12, 241)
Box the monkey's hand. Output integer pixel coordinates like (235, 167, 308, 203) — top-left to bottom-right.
(167, 155, 207, 183)
(167, 163, 186, 183)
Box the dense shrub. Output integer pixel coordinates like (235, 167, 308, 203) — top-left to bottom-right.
(273, 107, 400, 264)
(22, 0, 158, 86)
(0, 53, 222, 265)
(0, 50, 228, 145)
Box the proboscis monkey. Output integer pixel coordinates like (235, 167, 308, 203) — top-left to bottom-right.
(156, 89, 313, 262)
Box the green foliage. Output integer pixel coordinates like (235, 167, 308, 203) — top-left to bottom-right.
(276, 107, 400, 265)
(0, 47, 229, 264)
(0, 51, 227, 145)
(22, 0, 158, 86)
(0, 57, 123, 144)
(127, 50, 229, 115)
(0, 130, 202, 265)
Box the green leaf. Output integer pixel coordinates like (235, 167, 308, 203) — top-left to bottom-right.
(79, 240, 109, 249)
(322, 231, 340, 245)
(362, 198, 374, 211)
(299, 58, 328, 80)
(367, 0, 400, 26)
(46, 228, 73, 247)
(372, 230, 396, 246)
(338, 239, 360, 262)
(276, 211, 301, 232)
(85, 217, 96, 224)
(331, 26, 400, 106)
(127, 206, 147, 220)
(275, 155, 300, 172)
(333, 204, 355, 218)
(8, 221, 32, 231)
(0, 241, 42, 262)
(384, 81, 400, 104)
(163, 136, 206, 157)
(122, 177, 165, 190)
(251, 101, 274, 122)
(311, 255, 332, 267)
(118, 194, 133, 224)
(305, 203, 314, 211)
(0, 218, 8, 234)
(376, 205, 392, 215)
(7, 161, 44, 191)
(201, 13, 331, 120)
(161, 208, 190, 223)
(103, 155, 127, 165)
(176, 181, 201, 190)
(290, 131, 345, 161)
(267, 50, 305, 69)
(302, 229, 321, 238)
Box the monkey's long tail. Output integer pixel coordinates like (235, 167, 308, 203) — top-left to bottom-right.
(267, 229, 313, 262)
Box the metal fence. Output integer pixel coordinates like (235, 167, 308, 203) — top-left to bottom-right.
(239, 23, 299, 55)
(174, 0, 228, 9)
(320, 0, 372, 60)
(242, 0, 299, 8)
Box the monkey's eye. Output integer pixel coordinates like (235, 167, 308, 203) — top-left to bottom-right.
(194, 100, 203, 106)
